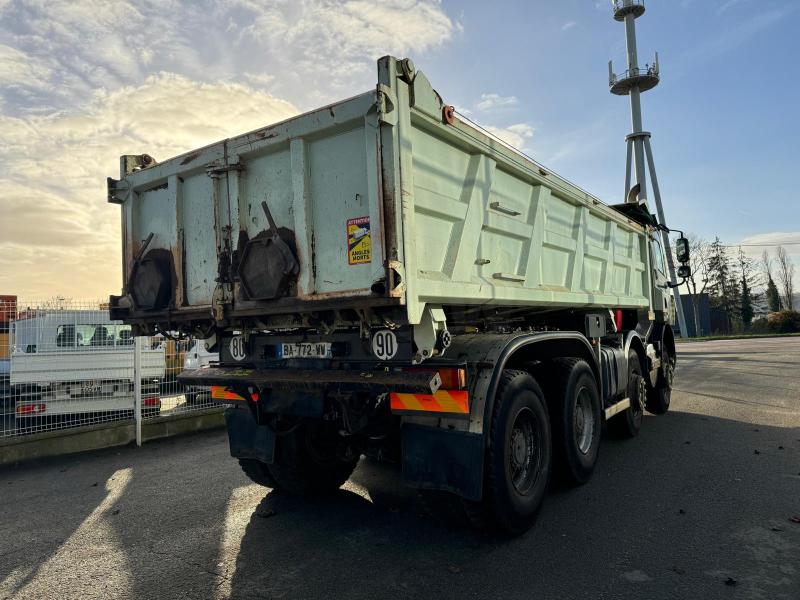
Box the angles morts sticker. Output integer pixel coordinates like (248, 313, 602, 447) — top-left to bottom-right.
(347, 216, 372, 265)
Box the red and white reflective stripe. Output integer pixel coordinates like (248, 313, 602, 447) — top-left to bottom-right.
(390, 390, 469, 415)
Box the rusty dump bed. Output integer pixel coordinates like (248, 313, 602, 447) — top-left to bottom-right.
(109, 56, 650, 334)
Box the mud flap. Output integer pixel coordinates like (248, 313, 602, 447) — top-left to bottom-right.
(224, 405, 275, 464)
(401, 423, 484, 501)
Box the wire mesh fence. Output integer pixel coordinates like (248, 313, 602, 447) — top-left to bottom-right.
(0, 297, 219, 440)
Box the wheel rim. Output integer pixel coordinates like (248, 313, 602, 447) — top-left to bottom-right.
(573, 386, 595, 455)
(508, 406, 541, 495)
(663, 354, 675, 390)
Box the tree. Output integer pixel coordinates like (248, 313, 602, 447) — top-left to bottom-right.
(680, 234, 711, 336)
(775, 246, 795, 311)
(737, 247, 758, 327)
(706, 237, 738, 331)
(763, 250, 782, 312)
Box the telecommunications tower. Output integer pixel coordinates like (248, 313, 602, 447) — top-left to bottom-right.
(608, 0, 687, 336)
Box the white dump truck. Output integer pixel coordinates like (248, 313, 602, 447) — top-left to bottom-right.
(108, 56, 691, 534)
(9, 310, 165, 423)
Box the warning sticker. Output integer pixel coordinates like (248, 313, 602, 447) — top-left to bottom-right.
(347, 216, 372, 265)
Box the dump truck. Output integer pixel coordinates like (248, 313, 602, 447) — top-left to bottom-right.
(108, 56, 691, 534)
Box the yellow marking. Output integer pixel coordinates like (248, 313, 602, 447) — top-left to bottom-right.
(433, 390, 463, 413)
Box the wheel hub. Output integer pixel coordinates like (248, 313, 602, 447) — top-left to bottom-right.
(636, 375, 647, 411)
(508, 407, 540, 494)
(664, 358, 675, 390)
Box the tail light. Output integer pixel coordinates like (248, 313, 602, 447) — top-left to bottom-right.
(143, 396, 161, 407)
(16, 403, 46, 415)
(435, 367, 467, 390)
(404, 367, 467, 391)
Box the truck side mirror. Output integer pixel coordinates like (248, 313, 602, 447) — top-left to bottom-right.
(675, 237, 690, 263)
(677, 264, 691, 278)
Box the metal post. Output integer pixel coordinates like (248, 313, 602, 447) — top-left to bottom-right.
(609, 2, 685, 335)
(134, 335, 142, 446)
(624, 11, 647, 203)
(645, 137, 688, 337)
(624, 139, 632, 201)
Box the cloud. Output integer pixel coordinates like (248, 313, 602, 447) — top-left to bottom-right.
(0, 0, 460, 113)
(739, 232, 800, 246)
(561, 21, 577, 31)
(0, 74, 298, 298)
(484, 123, 535, 151)
(474, 93, 518, 111)
(734, 233, 800, 284)
(0, 0, 460, 297)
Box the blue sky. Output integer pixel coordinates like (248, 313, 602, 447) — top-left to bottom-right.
(0, 0, 797, 297)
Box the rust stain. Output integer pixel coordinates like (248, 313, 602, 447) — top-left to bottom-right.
(180, 151, 202, 165)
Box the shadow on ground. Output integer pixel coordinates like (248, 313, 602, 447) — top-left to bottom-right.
(1, 410, 798, 600)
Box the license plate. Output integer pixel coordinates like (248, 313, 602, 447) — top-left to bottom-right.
(278, 342, 332, 359)
(81, 381, 102, 394)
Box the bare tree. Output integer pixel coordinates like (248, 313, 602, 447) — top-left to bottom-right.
(775, 246, 795, 310)
(681, 234, 711, 336)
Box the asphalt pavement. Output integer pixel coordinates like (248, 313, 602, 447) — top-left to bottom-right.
(1, 337, 798, 600)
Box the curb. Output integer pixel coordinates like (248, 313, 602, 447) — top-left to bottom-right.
(0, 408, 225, 466)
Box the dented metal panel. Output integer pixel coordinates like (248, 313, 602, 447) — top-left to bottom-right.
(111, 56, 649, 330)
(376, 59, 650, 324)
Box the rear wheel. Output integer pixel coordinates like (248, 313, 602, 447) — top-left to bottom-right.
(265, 421, 360, 495)
(239, 458, 278, 488)
(462, 369, 551, 535)
(545, 359, 602, 486)
(646, 347, 674, 415)
(610, 350, 646, 438)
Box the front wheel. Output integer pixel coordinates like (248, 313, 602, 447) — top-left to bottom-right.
(463, 369, 551, 535)
(610, 350, 646, 438)
(646, 347, 674, 415)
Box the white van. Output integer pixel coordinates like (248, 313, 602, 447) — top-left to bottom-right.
(10, 310, 166, 421)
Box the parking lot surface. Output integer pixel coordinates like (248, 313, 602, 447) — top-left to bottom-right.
(1, 337, 799, 600)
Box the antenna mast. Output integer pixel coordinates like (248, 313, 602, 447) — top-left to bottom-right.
(609, 0, 687, 337)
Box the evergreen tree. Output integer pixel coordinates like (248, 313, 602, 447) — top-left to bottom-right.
(707, 238, 746, 331)
(741, 278, 753, 326)
(706, 238, 730, 309)
(736, 247, 760, 328)
(765, 276, 782, 312)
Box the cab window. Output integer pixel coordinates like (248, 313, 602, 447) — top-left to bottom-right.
(652, 239, 667, 274)
(56, 324, 76, 348)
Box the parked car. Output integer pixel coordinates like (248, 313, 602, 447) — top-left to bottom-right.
(182, 340, 218, 404)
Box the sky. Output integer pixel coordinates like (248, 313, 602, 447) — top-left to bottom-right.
(0, 0, 798, 299)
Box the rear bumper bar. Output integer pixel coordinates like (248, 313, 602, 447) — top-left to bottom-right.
(178, 366, 439, 394)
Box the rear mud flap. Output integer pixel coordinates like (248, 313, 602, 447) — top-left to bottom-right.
(401, 423, 484, 501)
(224, 405, 275, 464)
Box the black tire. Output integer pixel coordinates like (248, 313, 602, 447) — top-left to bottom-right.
(610, 351, 645, 438)
(239, 458, 279, 488)
(646, 346, 674, 415)
(462, 369, 551, 535)
(265, 421, 360, 495)
(545, 358, 602, 485)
